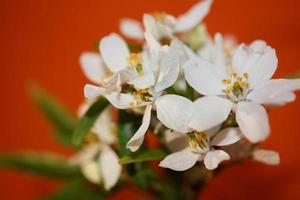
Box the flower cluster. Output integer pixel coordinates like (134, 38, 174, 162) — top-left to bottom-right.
(76, 0, 300, 190)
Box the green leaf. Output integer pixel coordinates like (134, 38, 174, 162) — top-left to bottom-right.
(28, 84, 77, 147)
(41, 179, 107, 200)
(72, 98, 109, 146)
(119, 149, 167, 164)
(0, 152, 80, 179)
(117, 110, 142, 157)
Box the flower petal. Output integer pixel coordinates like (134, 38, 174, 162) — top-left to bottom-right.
(129, 73, 155, 89)
(92, 106, 116, 144)
(81, 160, 101, 184)
(247, 48, 278, 88)
(159, 148, 200, 171)
(204, 150, 230, 170)
(211, 128, 242, 146)
(175, 0, 213, 32)
(253, 149, 280, 165)
(183, 60, 226, 95)
(247, 79, 300, 106)
(189, 96, 233, 132)
(154, 46, 180, 92)
(213, 33, 228, 74)
(105, 92, 135, 109)
(156, 95, 193, 133)
(80, 52, 108, 84)
(99, 145, 121, 190)
(119, 18, 144, 40)
(127, 105, 152, 152)
(84, 84, 105, 100)
(236, 101, 270, 143)
(69, 144, 99, 166)
(249, 40, 267, 53)
(99, 33, 129, 72)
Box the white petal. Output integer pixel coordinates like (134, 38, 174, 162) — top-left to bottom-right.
(155, 95, 193, 133)
(204, 150, 230, 170)
(69, 144, 99, 166)
(164, 130, 189, 152)
(144, 32, 161, 53)
(183, 60, 225, 95)
(236, 101, 270, 143)
(189, 96, 233, 132)
(127, 105, 152, 152)
(84, 84, 105, 100)
(249, 40, 267, 53)
(175, 0, 213, 32)
(99, 145, 121, 190)
(159, 148, 200, 171)
(154, 47, 180, 92)
(213, 33, 228, 75)
(247, 79, 300, 106)
(253, 149, 280, 165)
(105, 92, 135, 109)
(92, 106, 116, 144)
(99, 33, 129, 72)
(129, 73, 155, 89)
(211, 128, 242, 146)
(143, 14, 156, 34)
(81, 160, 101, 184)
(119, 18, 144, 40)
(247, 48, 278, 88)
(80, 52, 108, 84)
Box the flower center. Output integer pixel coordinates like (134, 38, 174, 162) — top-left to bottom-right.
(127, 53, 144, 76)
(188, 132, 209, 154)
(222, 72, 250, 101)
(121, 85, 153, 107)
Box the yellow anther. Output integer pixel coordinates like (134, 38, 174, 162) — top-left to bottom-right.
(188, 132, 209, 153)
(127, 53, 143, 68)
(237, 77, 242, 82)
(231, 72, 237, 77)
(243, 72, 249, 79)
(222, 79, 231, 85)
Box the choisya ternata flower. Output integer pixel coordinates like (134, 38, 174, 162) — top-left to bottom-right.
(106, 32, 180, 152)
(69, 102, 121, 191)
(82, 33, 139, 100)
(183, 40, 300, 143)
(119, 0, 213, 41)
(156, 95, 242, 171)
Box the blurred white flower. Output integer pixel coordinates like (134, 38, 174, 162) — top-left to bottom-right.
(156, 95, 241, 171)
(184, 41, 300, 143)
(119, 0, 213, 41)
(70, 102, 121, 190)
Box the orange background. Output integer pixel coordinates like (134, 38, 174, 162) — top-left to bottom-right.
(0, 0, 300, 199)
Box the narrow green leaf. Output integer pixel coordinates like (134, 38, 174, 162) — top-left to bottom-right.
(0, 152, 79, 179)
(41, 178, 107, 200)
(28, 84, 77, 147)
(117, 110, 142, 157)
(119, 149, 167, 164)
(72, 98, 109, 146)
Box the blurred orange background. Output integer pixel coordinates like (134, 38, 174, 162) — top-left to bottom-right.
(0, 0, 300, 199)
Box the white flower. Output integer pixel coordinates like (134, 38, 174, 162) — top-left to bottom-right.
(119, 0, 213, 41)
(70, 102, 121, 190)
(82, 33, 137, 100)
(106, 33, 180, 152)
(156, 95, 241, 170)
(184, 41, 300, 143)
